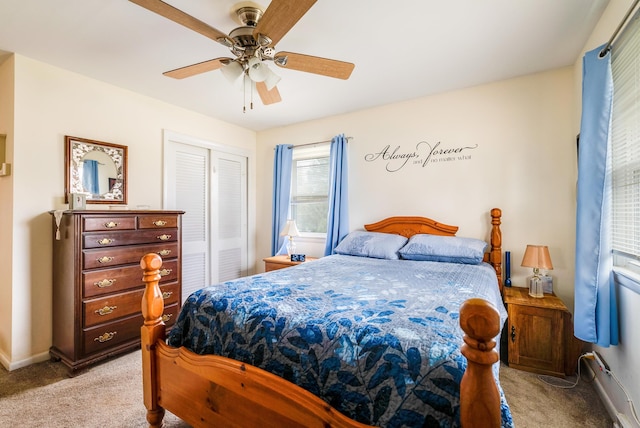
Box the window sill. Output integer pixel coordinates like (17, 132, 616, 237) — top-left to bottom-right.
(612, 267, 640, 295)
(297, 234, 326, 244)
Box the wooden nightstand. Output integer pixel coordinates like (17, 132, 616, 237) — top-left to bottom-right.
(263, 255, 318, 272)
(503, 287, 583, 377)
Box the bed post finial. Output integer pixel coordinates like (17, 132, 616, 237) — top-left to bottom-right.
(489, 208, 503, 292)
(140, 253, 166, 427)
(459, 298, 501, 428)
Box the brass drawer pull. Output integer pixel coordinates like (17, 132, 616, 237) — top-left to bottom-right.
(162, 314, 173, 322)
(97, 256, 114, 264)
(104, 221, 118, 229)
(94, 279, 116, 288)
(159, 268, 172, 277)
(158, 249, 172, 256)
(157, 234, 172, 241)
(153, 220, 167, 227)
(94, 332, 117, 343)
(162, 291, 173, 299)
(95, 306, 117, 316)
(97, 238, 114, 245)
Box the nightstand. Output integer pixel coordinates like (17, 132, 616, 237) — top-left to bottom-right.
(263, 255, 317, 272)
(503, 287, 583, 377)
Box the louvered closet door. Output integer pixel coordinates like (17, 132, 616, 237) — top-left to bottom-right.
(212, 152, 248, 282)
(164, 133, 249, 301)
(165, 142, 210, 301)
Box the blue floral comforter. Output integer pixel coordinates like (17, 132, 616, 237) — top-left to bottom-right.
(168, 254, 513, 427)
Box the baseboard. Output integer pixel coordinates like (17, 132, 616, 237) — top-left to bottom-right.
(0, 349, 10, 370)
(0, 350, 51, 371)
(584, 360, 639, 428)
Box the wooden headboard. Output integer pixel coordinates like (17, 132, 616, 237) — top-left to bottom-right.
(364, 216, 459, 237)
(364, 208, 503, 292)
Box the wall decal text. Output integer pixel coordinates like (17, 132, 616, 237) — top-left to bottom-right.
(364, 141, 478, 172)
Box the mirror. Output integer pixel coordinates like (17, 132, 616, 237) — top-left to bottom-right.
(65, 136, 127, 205)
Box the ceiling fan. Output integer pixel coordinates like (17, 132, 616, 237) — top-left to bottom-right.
(129, 0, 355, 110)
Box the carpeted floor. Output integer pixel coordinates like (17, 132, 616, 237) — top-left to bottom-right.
(0, 350, 613, 427)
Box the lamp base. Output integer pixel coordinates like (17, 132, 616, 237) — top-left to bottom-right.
(286, 238, 296, 257)
(528, 275, 544, 298)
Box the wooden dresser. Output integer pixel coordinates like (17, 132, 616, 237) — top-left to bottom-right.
(50, 210, 184, 372)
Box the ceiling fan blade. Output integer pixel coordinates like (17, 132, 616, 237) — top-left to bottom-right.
(253, 0, 316, 47)
(163, 58, 232, 79)
(256, 81, 282, 105)
(274, 52, 354, 80)
(129, 0, 231, 45)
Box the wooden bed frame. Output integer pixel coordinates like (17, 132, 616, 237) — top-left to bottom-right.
(140, 208, 504, 427)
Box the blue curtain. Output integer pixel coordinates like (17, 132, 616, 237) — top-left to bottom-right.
(574, 44, 619, 347)
(82, 160, 100, 195)
(324, 134, 349, 256)
(271, 144, 293, 256)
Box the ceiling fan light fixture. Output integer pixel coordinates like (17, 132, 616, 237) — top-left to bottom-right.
(221, 60, 244, 84)
(247, 56, 268, 82)
(264, 67, 281, 91)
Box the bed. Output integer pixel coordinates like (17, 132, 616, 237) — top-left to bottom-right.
(140, 208, 511, 427)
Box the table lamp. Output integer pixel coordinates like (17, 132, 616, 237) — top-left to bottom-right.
(521, 245, 553, 298)
(280, 219, 300, 257)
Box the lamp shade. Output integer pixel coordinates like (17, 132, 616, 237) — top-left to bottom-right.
(221, 60, 244, 84)
(280, 219, 300, 237)
(521, 245, 553, 270)
(264, 66, 281, 91)
(248, 56, 268, 82)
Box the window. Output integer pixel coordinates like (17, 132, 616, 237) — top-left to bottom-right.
(611, 10, 640, 273)
(290, 144, 330, 235)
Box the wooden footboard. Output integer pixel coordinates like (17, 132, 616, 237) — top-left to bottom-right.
(140, 256, 503, 427)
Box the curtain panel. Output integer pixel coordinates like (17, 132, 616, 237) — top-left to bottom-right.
(324, 134, 349, 256)
(271, 144, 293, 256)
(574, 44, 619, 347)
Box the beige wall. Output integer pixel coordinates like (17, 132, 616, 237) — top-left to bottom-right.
(257, 67, 577, 309)
(0, 55, 15, 360)
(0, 54, 256, 368)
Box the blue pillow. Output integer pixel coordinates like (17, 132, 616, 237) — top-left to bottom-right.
(334, 231, 408, 260)
(399, 234, 487, 264)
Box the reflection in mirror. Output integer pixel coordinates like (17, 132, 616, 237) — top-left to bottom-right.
(80, 150, 117, 195)
(65, 136, 128, 205)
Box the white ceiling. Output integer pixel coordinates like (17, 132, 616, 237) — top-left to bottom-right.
(0, 0, 610, 131)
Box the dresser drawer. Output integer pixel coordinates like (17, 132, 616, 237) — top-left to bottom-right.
(160, 302, 180, 327)
(138, 215, 180, 229)
(83, 242, 179, 269)
(84, 282, 179, 327)
(157, 282, 180, 306)
(83, 228, 178, 249)
(83, 216, 136, 232)
(83, 314, 142, 355)
(84, 290, 143, 328)
(83, 259, 179, 298)
(82, 301, 180, 356)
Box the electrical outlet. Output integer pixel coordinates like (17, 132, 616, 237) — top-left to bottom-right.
(594, 351, 611, 374)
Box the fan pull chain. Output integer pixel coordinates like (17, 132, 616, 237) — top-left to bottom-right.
(243, 73, 247, 113)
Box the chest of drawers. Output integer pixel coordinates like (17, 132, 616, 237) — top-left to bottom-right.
(50, 210, 184, 372)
